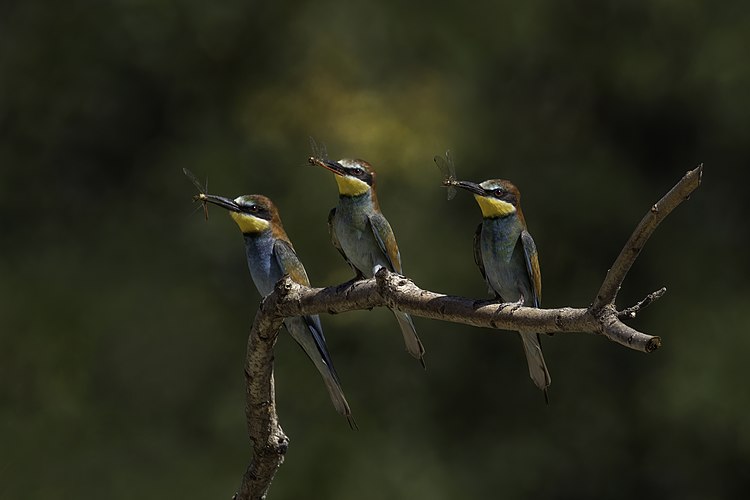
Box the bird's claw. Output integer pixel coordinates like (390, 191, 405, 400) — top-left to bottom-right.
(496, 297, 525, 313)
(509, 297, 525, 313)
(337, 274, 366, 291)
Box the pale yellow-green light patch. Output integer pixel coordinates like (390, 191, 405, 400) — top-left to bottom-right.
(335, 175, 370, 196)
(230, 212, 270, 233)
(474, 195, 516, 218)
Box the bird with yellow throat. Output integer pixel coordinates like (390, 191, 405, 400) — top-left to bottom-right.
(452, 178, 551, 401)
(196, 191, 356, 426)
(309, 156, 426, 367)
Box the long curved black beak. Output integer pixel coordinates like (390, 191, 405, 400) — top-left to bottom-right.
(195, 193, 241, 212)
(454, 180, 485, 196)
(309, 157, 346, 176)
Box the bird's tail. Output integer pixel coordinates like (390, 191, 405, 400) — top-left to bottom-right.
(520, 331, 551, 402)
(285, 317, 357, 428)
(392, 310, 426, 368)
(318, 365, 357, 430)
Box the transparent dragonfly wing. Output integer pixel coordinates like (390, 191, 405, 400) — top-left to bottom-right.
(309, 136, 328, 161)
(433, 150, 457, 200)
(183, 168, 210, 220)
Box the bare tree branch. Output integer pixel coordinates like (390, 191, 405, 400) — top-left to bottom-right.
(592, 164, 703, 311)
(618, 287, 667, 320)
(231, 165, 703, 500)
(270, 270, 659, 351)
(233, 280, 291, 500)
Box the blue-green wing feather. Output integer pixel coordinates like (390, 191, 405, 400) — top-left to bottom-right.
(272, 239, 337, 375)
(272, 239, 352, 421)
(367, 213, 402, 273)
(520, 230, 542, 307)
(273, 238, 311, 287)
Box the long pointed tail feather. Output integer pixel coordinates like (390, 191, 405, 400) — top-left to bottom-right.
(284, 317, 355, 424)
(520, 331, 551, 401)
(320, 368, 357, 429)
(392, 310, 426, 368)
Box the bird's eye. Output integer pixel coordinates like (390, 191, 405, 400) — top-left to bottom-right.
(494, 188, 504, 197)
(352, 167, 364, 176)
(248, 205, 259, 212)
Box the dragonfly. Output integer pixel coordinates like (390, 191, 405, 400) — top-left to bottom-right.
(183, 167, 210, 220)
(308, 136, 328, 165)
(433, 150, 457, 200)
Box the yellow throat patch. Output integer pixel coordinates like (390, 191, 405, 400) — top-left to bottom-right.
(230, 212, 270, 233)
(474, 195, 516, 218)
(335, 175, 370, 196)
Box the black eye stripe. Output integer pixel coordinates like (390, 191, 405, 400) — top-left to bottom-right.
(347, 166, 373, 185)
(241, 205, 271, 220)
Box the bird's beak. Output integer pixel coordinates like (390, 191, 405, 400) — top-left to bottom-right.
(454, 180, 486, 196)
(309, 157, 346, 176)
(196, 193, 241, 212)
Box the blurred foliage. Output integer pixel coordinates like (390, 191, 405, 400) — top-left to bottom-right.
(1, 0, 749, 498)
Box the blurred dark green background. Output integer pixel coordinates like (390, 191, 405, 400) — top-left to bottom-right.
(2, 0, 749, 498)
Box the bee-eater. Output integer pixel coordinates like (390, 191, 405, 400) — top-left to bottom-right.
(198, 192, 355, 426)
(309, 157, 426, 367)
(453, 178, 551, 400)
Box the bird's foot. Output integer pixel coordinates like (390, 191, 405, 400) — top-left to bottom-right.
(337, 272, 367, 290)
(510, 297, 525, 313)
(497, 297, 525, 314)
